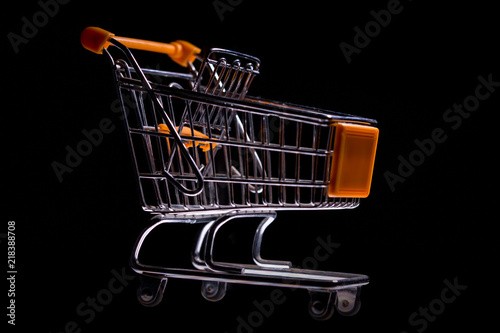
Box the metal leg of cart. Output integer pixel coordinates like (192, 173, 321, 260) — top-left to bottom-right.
(130, 213, 368, 319)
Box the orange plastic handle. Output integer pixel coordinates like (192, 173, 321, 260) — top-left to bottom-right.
(80, 27, 200, 67)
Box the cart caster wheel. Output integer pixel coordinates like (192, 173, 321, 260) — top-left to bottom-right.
(137, 276, 167, 307)
(201, 281, 227, 302)
(335, 288, 361, 316)
(308, 291, 335, 321)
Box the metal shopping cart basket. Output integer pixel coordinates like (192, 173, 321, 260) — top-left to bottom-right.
(81, 27, 379, 320)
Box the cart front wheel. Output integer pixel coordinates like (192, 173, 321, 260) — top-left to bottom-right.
(335, 287, 361, 316)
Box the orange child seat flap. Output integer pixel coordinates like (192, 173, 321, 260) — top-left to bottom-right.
(328, 123, 379, 198)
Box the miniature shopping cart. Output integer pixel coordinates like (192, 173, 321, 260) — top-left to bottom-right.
(81, 27, 379, 320)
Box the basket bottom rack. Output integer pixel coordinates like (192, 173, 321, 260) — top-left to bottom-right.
(130, 212, 368, 320)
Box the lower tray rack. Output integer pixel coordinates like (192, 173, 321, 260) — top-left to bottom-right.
(130, 213, 369, 320)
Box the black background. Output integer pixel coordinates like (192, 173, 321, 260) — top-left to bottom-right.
(4, 0, 498, 332)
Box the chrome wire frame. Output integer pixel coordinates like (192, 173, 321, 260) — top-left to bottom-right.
(131, 212, 369, 318)
(106, 42, 372, 215)
(132, 213, 369, 289)
(101, 41, 374, 318)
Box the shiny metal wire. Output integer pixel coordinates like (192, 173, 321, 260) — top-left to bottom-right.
(108, 45, 372, 215)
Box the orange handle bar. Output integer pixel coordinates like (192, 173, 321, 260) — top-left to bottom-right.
(80, 27, 200, 67)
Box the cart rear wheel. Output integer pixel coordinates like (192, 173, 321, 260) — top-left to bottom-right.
(201, 281, 227, 302)
(137, 276, 168, 307)
(308, 291, 335, 321)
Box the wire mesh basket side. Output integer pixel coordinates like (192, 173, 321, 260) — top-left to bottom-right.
(114, 71, 358, 213)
